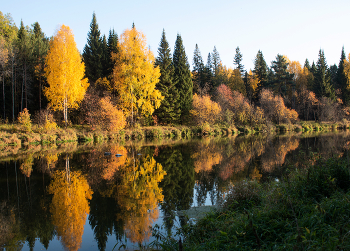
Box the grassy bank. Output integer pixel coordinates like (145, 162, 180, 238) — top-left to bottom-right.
(0, 121, 348, 149)
(151, 155, 350, 250)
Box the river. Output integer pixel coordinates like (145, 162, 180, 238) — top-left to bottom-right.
(1, 131, 350, 250)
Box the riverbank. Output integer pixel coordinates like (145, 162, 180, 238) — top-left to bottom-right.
(151, 155, 350, 250)
(0, 121, 349, 148)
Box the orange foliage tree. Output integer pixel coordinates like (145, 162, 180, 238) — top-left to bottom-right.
(260, 89, 298, 124)
(190, 94, 221, 125)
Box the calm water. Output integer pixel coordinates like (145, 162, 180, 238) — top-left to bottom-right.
(1, 131, 350, 251)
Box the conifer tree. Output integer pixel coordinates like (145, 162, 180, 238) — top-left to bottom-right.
(83, 12, 103, 84)
(304, 59, 311, 70)
(337, 47, 348, 104)
(107, 29, 118, 77)
(192, 44, 205, 93)
(154, 29, 180, 124)
(233, 46, 244, 76)
(314, 49, 334, 99)
(173, 34, 193, 124)
(270, 54, 294, 97)
(253, 50, 268, 102)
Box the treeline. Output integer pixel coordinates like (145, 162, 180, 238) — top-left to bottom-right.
(1, 11, 350, 129)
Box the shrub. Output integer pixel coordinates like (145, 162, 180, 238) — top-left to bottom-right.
(17, 108, 32, 132)
(190, 94, 221, 125)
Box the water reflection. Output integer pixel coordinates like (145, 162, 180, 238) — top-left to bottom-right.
(48, 156, 93, 251)
(0, 132, 350, 250)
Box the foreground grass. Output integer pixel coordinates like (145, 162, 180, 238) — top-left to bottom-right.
(151, 155, 350, 250)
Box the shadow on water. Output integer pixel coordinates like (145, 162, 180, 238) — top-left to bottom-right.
(1, 131, 350, 250)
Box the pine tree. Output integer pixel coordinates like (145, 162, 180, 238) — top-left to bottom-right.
(83, 12, 103, 84)
(192, 44, 205, 93)
(173, 34, 193, 124)
(304, 59, 311, 70)
(270, 54, 294, 97)
(107, 29, 118, 77)
(314, 49, 334, 98)
(337, 47, 348, 104)
(233, 46, 244, 76)
(154, 29, 180, 124)
(253, 50, 268, 102)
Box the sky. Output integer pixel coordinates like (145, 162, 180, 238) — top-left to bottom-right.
(2, 0, 350, 71)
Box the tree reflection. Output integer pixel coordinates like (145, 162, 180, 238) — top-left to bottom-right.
(48, 156, 93, 251)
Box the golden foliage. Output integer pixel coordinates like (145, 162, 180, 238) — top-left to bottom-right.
(101, 154, 166, 243)
(44, 25, 89, 123)
(17, 108, 32, 132)
(190, 94, 221, 125)
(112, 27, 163, 119)
(20, 155, 34, 177)
(48, 170, 93, 251)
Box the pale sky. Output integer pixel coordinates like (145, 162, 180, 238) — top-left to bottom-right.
(2, 0, 350, 71)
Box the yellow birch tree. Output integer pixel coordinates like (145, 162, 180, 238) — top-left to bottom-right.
(112, 26, 163, 125)
(44, 25, 89, 126)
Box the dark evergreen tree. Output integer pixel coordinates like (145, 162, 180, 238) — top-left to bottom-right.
(31, 21, 49, 111)
(100, 35, 109, 79)
(83, 12, 103, 84)
(310, 61, 317, 75)
(192, 44, 205, 93)
(304, 59, 311, 70)
(173, 34, 193, 124)
(233, 46, 244, 76)
(253, 50, 268, 102)
(337, 47, 349, 105)
(314, 49, 334, 99)
(269, 54, 294, 97)
(106, 29, 118, 77)
(154, 29, 180, 124)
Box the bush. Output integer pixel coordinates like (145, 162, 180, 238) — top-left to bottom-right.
(190, 94, 221, 125)
(17, 108, 32, 132)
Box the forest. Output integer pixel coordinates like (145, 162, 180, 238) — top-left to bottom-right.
(1, 11, 350, 132)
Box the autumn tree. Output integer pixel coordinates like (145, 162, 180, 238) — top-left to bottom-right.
(112, 26, 163, 126)
(260, 89, 298, 124)
(173, 34, 193, 124)
(190, 94, 221, 125)
(44, 25, 89, 126)
(342, 52, 350, 106)
(154, 29, 180, 125)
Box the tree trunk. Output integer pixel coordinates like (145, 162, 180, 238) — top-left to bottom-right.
(3, 75, 5, 120)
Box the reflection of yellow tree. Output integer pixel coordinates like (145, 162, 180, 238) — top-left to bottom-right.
(48, 168, 93, 251)
(115, 155, 166, 243)
(192, 139, 223, 173)
(101, 145, 127, 181)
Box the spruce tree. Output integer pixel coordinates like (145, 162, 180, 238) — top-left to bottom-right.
(233, 46, 244, 76)
(107, 29, 118, 77)
(192, 44, 205, 93)
(314, 49, 334, 99)
(304, 59, 311, 70)
(270, 54, 294, 97)
(173, 34, 193, 124)
(253, 50, 268, 102)
(83, 12, 103, 84)
(154, 29, 180, 124)
(337, 47, 349, 104)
